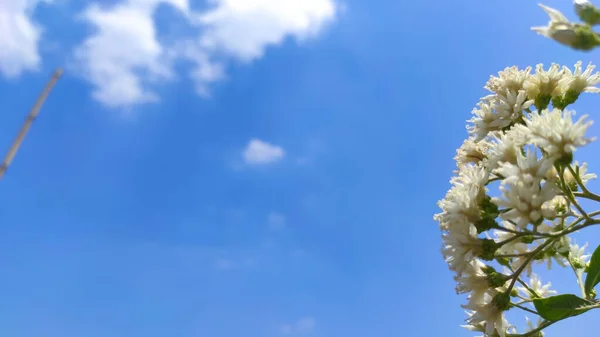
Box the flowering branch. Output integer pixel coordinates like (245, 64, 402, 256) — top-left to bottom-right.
(434, 57, 600, 336)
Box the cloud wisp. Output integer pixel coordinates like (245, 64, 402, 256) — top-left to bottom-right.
(280, 317, 316, 335)
(242, 138, 285, 165)
(0, 0, 45, 77)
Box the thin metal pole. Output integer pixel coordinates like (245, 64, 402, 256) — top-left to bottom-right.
(0, 68, 63, 180)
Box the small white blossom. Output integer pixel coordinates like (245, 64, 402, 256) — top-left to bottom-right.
(559, 61, 600, 94)
(537, 218, 563, 234)
(518, 273, 557, 299)
(455, 137, 492, 168)
(523, 317, 544, 336)
(484, 128, 526, 170)
(485, 66, 532, 94)
(468, 100, 517, 141)
(494, 151, 558, 228)
(454, 259, 497, 296)
(468, 90, 533, 141)
(541, 195, 569, 219)
(435, 165, 489, 231)
(565, 161, 597, 187)
(463, 290, 509, 337)
(461, 319, 487, 336)
(507, 317, 544, 336)
(517, 108, 595, 160)
(523, 63, 566, 100)
(568, 241, 591, 268)
(442, 225, 484, 275)
(496, 90, 535, 116)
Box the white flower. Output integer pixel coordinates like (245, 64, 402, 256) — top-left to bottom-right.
(463, 291, 509, 337)
(565, 161, 597, 186)
(454, 259, 497, 295)
(517, 108, 595, 160)
(468, 93, 530, 141)
(455, 137, 491, 168)
(523, 63, 566, 100)
(461, 320, 487, 336)
(435, 165, 489, 231)
(484, 128, 526, 170)
(442, 225, 484, 275)
(537, 218, 563, 234)
(508, 317, 544, 336)
(468, 100, 509, 141)
(559, 61, 600, 94)
(494, 150, 558, 228)
(541, 195, 569, 219)
(524, 317, 544, 336)
(496, 90, 535, 116)
(568, 241, 591, 268)
(532, 5, 581, 49)
(485, 66, 532, 94)
(518, 273, 557, 299)
(495, 149, 548, 188)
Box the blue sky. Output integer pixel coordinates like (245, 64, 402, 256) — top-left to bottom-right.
(1, 0, 600, 336)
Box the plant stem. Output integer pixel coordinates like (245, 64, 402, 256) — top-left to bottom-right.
(559, 166, 590, 220)
(567, 258, 587, 298)
(511, 302, 539, 315)
(506, 239, 556, 292)
(508, 320, 556, 337)
(515, 277, 540, 299)
(573, 191, 600, 203)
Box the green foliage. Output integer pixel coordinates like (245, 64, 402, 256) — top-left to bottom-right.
(584, 244, 600, 297)
(533, 294, 591, 321)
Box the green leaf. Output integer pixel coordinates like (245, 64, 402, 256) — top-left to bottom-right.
(533, 294, 591, 321)
(584, 244, 600, 297)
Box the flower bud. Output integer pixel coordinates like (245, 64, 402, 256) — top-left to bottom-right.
(492, 292, 511, 311)
(550, 24, 600, 51)
(532, 4, 600, 51)
(575, 0, 600, 25)
(589, 288, 596, 299)
(479, 239, 499, 261)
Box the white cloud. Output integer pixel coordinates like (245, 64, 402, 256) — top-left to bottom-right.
(73, 0, 189, 108)
(196, 0, 336, 61)
(72, 0, 337, 107)
(268, 212, 286, 231)
(0, 0, 45, 77)
(280, 317, 316, 335)
(2, 0, 337, 107)
(243, 138, 285, 165)
(184, 0, 337, 94)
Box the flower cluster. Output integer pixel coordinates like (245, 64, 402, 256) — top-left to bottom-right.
(434, 61, 600, 337)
